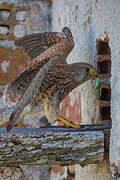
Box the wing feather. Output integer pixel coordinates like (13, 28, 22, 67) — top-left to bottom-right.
(15, 32, 64, 60)
(7, 54, 64, 132)
(6, 27, 74, 104)
(5, 58, 50, 103)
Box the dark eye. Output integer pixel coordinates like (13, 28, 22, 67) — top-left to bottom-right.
(86, 68, 90, 73)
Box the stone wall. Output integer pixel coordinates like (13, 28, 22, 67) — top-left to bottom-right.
(0, 1, 52, 180)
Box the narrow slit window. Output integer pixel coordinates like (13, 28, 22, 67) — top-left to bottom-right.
(97, 60, 111, 74)
(100, 87, 111, 101)
(100, 106, 111, 121)
(97, 40, 111, 55)
(0, 24, 9, 35)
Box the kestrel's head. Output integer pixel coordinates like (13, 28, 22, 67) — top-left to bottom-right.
(71, 62, 97, 83)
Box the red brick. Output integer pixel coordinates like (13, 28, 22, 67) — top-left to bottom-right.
(0, 47, 29, 85)
(51, 164, 65, 175)
(60, 92, 82, 125)
(96, 55, 111, 62)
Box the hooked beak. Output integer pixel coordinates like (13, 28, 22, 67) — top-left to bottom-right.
(88, 68, 97, 79)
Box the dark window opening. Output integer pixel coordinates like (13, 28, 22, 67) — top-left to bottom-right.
(100, 87, 111, 101)
(0, 24, 9, 35)
(97, 60, 111, 74)
(97, 40, 111, 55)
(100, 106, 111, 121)
(0, 9, 10, 21)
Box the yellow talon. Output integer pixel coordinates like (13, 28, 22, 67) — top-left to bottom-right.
(57, 116, 80, 128)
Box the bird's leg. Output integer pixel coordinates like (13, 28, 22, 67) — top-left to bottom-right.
(57, 115, 80, 128)
(16, 118, 24, 128)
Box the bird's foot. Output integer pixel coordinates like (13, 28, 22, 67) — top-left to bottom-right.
(57, 116, 79, 128)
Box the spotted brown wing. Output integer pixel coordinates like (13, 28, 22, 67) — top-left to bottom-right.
(6, 27, 74, 103)
(6, 54, 63, 132)
(5, 58, 49, 103)
(15, 32, 65, 60)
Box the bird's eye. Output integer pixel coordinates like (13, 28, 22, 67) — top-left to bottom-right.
(85, 67, 91, 73)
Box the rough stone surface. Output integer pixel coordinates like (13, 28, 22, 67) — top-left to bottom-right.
(0, 10, 10, 21)
(0, 26, 9, 35)
(16, 11, 27, 21)
(0, 40, 15, 49)
(0, 1, 51, 180)
(0, 1, 51, 84)
(14, 24, 25, 38)
(0, 166, 25, 180)
(20, 165, 50, 180)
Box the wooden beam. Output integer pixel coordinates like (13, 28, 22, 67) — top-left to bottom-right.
(0, 126, 105, 166)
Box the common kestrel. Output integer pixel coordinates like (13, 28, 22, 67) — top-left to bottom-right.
(4, 27, 96, 132)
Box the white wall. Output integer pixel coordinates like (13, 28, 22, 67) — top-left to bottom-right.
(52, 0, 120, 179)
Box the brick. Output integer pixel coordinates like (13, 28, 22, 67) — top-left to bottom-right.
(0, 4, 14, 40)
(96, 55, 111, 78)
(96, 55, 111, 62)
(98, 83, 111, 123)
(14, 24, 25, 38)
(100, 105, 111, 122)
(0, 25, 9, 35)
(100, 84, 111, 101)
(96, 40, 111, 55)
(16, 11, 27, 21)
(0, 9, 10, 21)
(60, 92, 81, 125)
(51, 164, 65, 175)
(0, 47, 29, 85)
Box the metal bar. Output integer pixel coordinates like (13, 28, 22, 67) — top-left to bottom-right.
(0, 123, 111, 134)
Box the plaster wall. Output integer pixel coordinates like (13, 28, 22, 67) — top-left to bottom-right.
(52, 0, 120, 179)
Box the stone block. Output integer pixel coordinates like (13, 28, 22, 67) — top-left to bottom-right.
(14, 24, 25, 38)
(16, 10, 27, 21)
(0, 9, 10, 21)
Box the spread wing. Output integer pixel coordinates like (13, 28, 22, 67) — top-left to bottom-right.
(5, 27, 74, 103)
(15, 27, 74, 61)
(5, 59, 48, 103)
(15, 32, 64, 60)
(7, 54, 64, 132)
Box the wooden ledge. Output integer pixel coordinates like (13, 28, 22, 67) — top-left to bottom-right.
(0, 125, 110, 166)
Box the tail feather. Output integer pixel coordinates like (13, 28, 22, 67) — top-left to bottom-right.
(6, 106, 23, 132)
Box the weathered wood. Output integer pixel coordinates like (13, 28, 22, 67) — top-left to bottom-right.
(0, 127, 104, 166)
